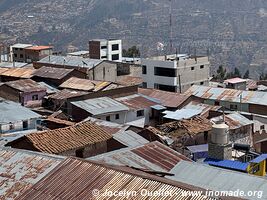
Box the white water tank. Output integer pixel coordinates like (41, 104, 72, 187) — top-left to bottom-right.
(211, 121, 229, 144)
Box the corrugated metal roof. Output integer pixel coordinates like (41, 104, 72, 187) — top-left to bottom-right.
(48, 89, 88, 100)
(249, 154, 267, 164)
(116, 76, 143, 86)
(0, 67, 35, 78)
(11, 43, 32, 49)
(71, 97, 129, 116)
(33, 66, 74, 80)
(0, 148, 62, 199)
(67, 51, 89, 56)
(204, 158, 249, 172)
(211, 112, 253, 130)
(168, 161, 267, 200)
(185, 85, 267, 106)
(26, 46, 53, 51)
(163, 108, 202, 121)
(113, 130, 149, 147)
(0, 62, 29, 68)
(6, 121, 113, 154)
(184, 101, 221, 116)
(139, 88, 189, 108)
(59, 77, 111, 91)
(4, 79, 46, 93)
(18, 158, 211, 200)
(90, 141, 191, 172)
(116, 94, 158, 110)
(224, 78, 247, 84)
(37, 82, 59, 94)
(0, 100, 41, 123)
(187, 144, 208, 153)
(38, 55, 102, 68)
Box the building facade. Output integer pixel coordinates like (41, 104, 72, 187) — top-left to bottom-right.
(141, 54, 210, 93)
(89, 39, 122, 62)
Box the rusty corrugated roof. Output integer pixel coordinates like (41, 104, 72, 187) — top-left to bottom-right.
(59, 77, 111, 91)
(138, 88, 189, 108)
(0, 67, 36, 78)
(32, 66, 74, 80)
(48, 89, 88, 100)
(4, 79, 46, 93)
(7, 121, 113, 154)
(116, 76, 143, 86)
(91, 141, 191, 172)
(0, 148, 62, 199)
(116, 94, 159, 110)
(17, 157, 212, 200)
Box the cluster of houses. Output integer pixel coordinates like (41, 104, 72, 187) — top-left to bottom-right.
(0, 39, 267, 199)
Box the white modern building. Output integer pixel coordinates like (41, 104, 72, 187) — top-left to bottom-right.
(141, 54, 210, 93)
(89, 39, 122, 62)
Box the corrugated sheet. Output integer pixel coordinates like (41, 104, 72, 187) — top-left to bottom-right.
(187, 144, 208, 153)
(163, 108, 202, 121)
(7, 121, 113, 154)
(18, 157, 211, 200)
(168, 161, 267, 200)
(4, 79, 46, 93)
(138, 88, 189, 108)
(117, 76, 143, 86)
(204, 158, 249, 172)
(249, 154, 267, 164)
(48, 89, 88, 100)
(0, 148, 62, 199)
(33, 66, 74, 80)
(116, 94, 158, 110)
(211, 112, 253, 130)
(184, 101, 221, 116)
(71, 97, 129, 116)
(224, 78, 247, 84)
(113, 130, 149, 147)
(91, 141, 191, 172)
(0, 100, 41, 123)
(37, 82, 59, 94)
(0, 67, 35, 78)
(185, 85, 267, 106)
(59, 77, 111, 91)
(38, 55, 102, 68)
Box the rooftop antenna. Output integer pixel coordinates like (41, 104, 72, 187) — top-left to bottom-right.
(169, 0, 173, 54)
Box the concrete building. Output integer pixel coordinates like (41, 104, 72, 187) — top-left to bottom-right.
(89, 39, 122, 62)
(0, 99, 41, 134)
(141, 54, 210, 93)
(10, 44, 53, 63)
(224, 77, 247, 90)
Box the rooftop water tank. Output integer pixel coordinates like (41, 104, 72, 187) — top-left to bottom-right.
(211, 121, 229, 145)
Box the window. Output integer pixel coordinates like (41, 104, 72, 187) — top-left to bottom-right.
(23, 120, 28, 129)
(142, 82, 147, 88)
(101, 45, 107, 49)
(112, 54, 119, 60)
(230, 104, 238, 111)
(154, 67, 176, 77)
(142, 65, 147, 74)
(106, 116, 111, 121)
(154, 83, 176, 92)
(204, 131, 208, 142)
(75, 148, 84, 158)
(115, 114, 120, 120)
(200, 82, 204, 85)
(20, 54, 23, 58)
(200, 65, 204, 69)
(214, 101, 220, 106)
(101, 56, 107, 59)
(112, 44, 119, 51)
(9, 123, 15, 130)
(260, 125, 265, 130)
(191, 67, 195, 71)
(14, 53, 18, 58)
(137, 110, 145, 117)
(32, 95, 38, 101)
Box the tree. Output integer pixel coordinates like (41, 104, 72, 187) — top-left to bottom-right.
(122, 46, 140, 57)
(243, 70, 249, 79)
(233, 67, 241, 77)
(215, 65, 226, 81)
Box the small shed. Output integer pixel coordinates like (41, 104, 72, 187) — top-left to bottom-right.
(186, 144, 208, 161)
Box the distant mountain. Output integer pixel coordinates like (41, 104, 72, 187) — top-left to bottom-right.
(0, 0, 267, 78)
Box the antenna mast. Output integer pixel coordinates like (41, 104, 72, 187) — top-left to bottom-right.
(169, 0, 173, 54)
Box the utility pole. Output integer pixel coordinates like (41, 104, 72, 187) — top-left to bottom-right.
(169, 0, 173, 54)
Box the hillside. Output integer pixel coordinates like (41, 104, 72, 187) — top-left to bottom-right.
(0, 0, 266, 78)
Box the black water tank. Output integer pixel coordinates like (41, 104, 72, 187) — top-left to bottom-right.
(233, 143, 250, 151)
